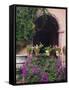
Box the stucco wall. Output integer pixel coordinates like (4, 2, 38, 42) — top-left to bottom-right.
(48, 8, 66, 48)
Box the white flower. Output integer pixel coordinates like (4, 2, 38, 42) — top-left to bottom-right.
(45, 50, 50, 56)
(56, 51, 59, 56)
(35, 44, 39, 49)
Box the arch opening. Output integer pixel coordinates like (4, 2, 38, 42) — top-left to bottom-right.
(33, 14, 59, 47)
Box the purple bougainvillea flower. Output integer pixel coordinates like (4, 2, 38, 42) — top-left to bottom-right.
(31, 66, 40, 74)
(56, 57, 63, 75)
(21, 62, 28, 77)
(41, 72, 48, 82)
(56, 57, 62, 69)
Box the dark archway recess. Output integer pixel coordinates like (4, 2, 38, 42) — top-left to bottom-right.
(33, 14, 59, 47)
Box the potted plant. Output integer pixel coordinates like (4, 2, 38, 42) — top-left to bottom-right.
(45, 46, 52, 56)
(33, 43, 43, 56)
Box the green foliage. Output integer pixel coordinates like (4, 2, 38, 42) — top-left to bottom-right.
(55, 47, 61, 53)
(26, 74, 40, 83)
(45, 46, 52, 52)
(27, 46, 33, 53)
(16, 7, 38, 53)
(25, 55, 57, 82)
(47, 58, 56, 81)
(16, 68, 23, 82)
(16, 7, 37, 42)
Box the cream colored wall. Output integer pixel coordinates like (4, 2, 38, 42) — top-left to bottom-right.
(48, 8, 66, 48)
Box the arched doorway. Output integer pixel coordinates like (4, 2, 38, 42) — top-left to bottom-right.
(33, 14, 59, 47)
